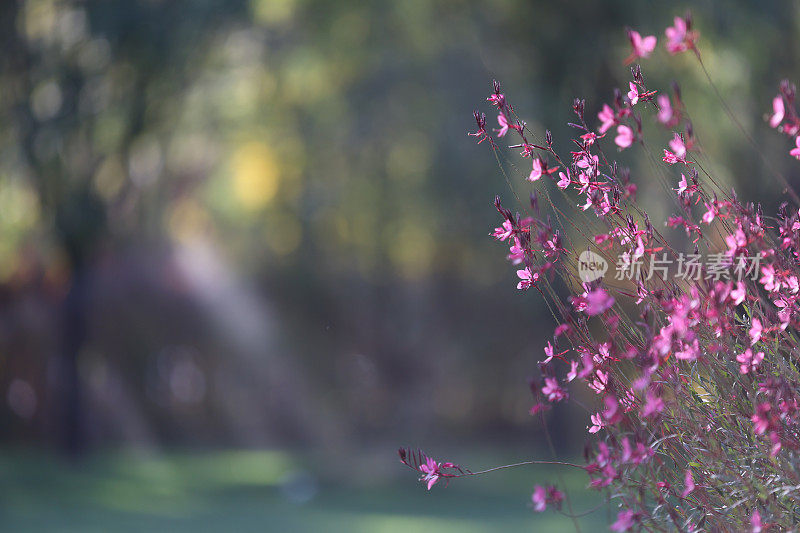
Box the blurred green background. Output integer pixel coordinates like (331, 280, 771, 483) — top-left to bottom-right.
(0, 0, 798, 531)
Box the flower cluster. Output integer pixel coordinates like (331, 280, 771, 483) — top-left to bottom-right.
(404, 11, 800, 532)
(767, 79, 800, 160)
(397, 448, 464, 490)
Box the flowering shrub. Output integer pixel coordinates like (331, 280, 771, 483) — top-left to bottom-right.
(400, 11, 800, 532)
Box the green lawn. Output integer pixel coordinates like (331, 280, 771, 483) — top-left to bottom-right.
(0, 449, 610, 532)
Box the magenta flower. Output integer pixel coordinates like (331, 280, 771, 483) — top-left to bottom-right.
(663, 133, 688, 165)
(492, 220, 513, 241)
(531, 484, 563, 512)
(529, 158, 544, 181)
(752, 403, 772, 435)
(542, 341, 555, 364)
(566, 360, 579, 382)
(737, 348, 764, 375)
(398, 448, 462, 491)
(531, 485, 547, 512)
(790, 136, 800, 159)
(682, 469, 695, 497)
(731, 282, 746, 305)
(615, 125, 634, 149)
(603, 395, 623, 426)
(542, 377, 568, 402)
(657, 94, 674, 125)
(641, 390, 665, 418)
(584, 287, 615, 316)
(665, 15, 697, 55)
(751, 510, 763, 533)
(625, 29, 656, 65)
(507, 239, 524, 265)
(749, 318, 763, 345)
(610, 510, 636, 532)
(627, 82, 639, 106)
(516, 267, 538, 290)
(588, 412, 604, 433)
(770, 95, 785, 128)
(597, 104, 616, 134)
(556, 171, 570, 190)
(496, 113, 510, 137)
(418, 457, 443, 490)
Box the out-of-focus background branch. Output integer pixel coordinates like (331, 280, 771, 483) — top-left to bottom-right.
(0, 0, 797, 530)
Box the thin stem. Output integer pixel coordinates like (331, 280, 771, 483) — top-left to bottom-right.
(457, 460, 586, 477)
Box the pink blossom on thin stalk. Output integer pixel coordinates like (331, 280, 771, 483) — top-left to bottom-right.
(597, 103, 617, 134)
(751, 510, 763, 533)
(516, 267, 537, 290)
(610, 510, 637, 532)
(791, 136, 800, 159)
(624, 28, 656, 65)
(770, 95, 785, 128)
(496, 113, 510, 137)
(665, 14, 698, 55)
(682, 469, 695, 498)
(657, 93, 674, 125)
(615, 125, 634, 149)
(556, 171, 570, 190)
(531, 484, 563, 512)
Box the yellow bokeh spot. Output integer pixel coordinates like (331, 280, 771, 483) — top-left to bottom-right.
(93, 156, 125, 200)
(251, 0, 296, 26)
(386, 222, 434, 280)
(231, 142, 280, 211)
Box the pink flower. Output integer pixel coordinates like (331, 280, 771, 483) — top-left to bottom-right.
(517, 267, 538, 290)
(657, 94, 674, 124)
(665, 16, 697, 55)
(615, 125, 634, 149)
(675, 173, 688, 194)
(531, 485, 563, 512)
(588, 412, 603, 433)
(641, 390, 665, 418)
(584, 287, 615, 315)
(398, 448, 461, 491)
(681, 469, 695, 497)
(752, 402, 772, 435)
(627, 82, 639, 106)
(737, 348, 764, 374)
(770, 95, 785, 128)
(556, 171, 571, 190)
(566, 360, 579, 382)
(542, 341, 555, 364)
(542, 377, 568, 402)
(610, 510, 636, 532)
(760, 264, 780, 292)
(749, 317, 763, 345)
(731, 282, 746, 305)
(418, 457, 442, 490)
(701, 201, 716, 224)
(597, 104, 616, 134)
(790, 136, 800, 160)
(507, 239, 524, 264)
(529, 159, 542, 181)
(492, 220, 513, 241)
(603, 395, 623, 425)
(625, 29, 657, 64)
(751, 510, 763, 533)
(531, 485, 547, 512)
(496, 113, 510, 137)
(663, 133, 687, 164)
